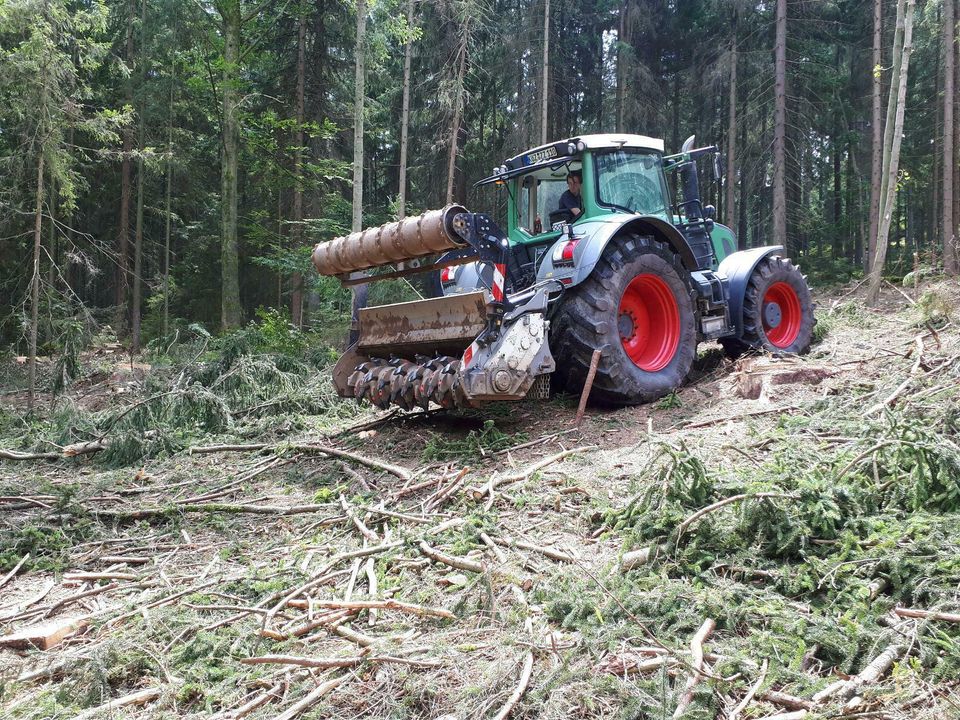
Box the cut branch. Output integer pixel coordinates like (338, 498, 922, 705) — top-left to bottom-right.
(673, 618, 715, 718)
(418, 541, 483, 573)
(491, 651, 534, 720)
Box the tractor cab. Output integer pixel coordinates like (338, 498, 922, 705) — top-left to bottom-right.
(478, 134, 671, 238)
(475, 134, 737, 276)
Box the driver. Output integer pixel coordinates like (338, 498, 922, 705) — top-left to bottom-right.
(558, 170, 583, 218)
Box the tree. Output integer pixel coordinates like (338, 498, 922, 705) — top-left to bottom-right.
(397, 0, 415, 219)
(290, 5, 307, 327)
(131, 0, 148, 352)
(212, 0, 265, 330)
(349, 0, 368, 343)
(868, 0, 916, 304)
(540, 0, 549, 145)
(867, 0, 882, 273)
(724, 24, 737, 231)
(444, 0, 472, 204)
(117, 0, 135, 331)
(0, 0, 112, 408)
(772, 0, 787, 250)
(944, 0, 957, 274)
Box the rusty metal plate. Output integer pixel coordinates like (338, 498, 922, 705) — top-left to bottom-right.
(358, 291, 487, 356)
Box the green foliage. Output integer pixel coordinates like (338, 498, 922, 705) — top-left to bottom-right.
(916, 288, 953, 328)
(421, 420, 526, 461)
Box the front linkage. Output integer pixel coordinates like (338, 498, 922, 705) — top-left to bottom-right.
(346, 212, 555, 411)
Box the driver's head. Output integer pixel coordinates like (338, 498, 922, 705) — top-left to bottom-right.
(566, 170, 582, 195)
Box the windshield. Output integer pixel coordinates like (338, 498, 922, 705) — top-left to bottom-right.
(595, 150, 670, 218)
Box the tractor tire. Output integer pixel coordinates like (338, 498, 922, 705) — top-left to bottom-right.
(551, 234, 697, 406)
(721, 255, 815, 357)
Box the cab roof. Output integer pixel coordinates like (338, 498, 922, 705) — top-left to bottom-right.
(476, 134, 665, 186)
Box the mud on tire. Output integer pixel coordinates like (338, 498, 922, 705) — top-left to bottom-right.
(721, 255, 815, 357)
(550, 234, 697, 406)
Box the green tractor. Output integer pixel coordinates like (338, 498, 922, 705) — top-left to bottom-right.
(312, 134, 815, 410)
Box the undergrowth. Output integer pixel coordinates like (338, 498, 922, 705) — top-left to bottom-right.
(584, 395, 960, 700)
(2, 311, 361, 466)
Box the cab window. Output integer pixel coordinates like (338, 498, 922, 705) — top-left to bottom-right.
(515, 166, 577, 235)
(595, 150, 670, 219)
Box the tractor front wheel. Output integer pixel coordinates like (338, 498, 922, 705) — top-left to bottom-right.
(722, 255, 815, 356)
(552, 235, 697, 405)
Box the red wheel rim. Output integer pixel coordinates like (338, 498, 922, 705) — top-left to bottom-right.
(762, 281, 802, 348)
(617, 274, 680, 372)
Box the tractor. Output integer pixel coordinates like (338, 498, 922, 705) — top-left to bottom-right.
(312, 134, 815, 410)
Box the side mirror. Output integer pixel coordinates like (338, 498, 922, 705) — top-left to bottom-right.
(703, 204, 717, 220)
(681, 135, 696, 154)
(713, 152, 722, 181)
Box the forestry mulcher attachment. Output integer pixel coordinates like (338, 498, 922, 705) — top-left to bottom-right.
(313, 134, 815, 410)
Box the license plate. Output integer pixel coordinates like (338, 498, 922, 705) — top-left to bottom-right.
(525, 146, 558, 165)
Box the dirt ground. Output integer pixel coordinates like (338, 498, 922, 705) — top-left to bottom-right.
(1, 281, 959, 719)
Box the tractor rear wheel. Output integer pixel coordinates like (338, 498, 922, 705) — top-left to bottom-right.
(551, 234, 697, 406)
(721, 255, 815, 356)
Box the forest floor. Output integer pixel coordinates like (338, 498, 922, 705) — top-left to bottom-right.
(1, 279, 960, 720)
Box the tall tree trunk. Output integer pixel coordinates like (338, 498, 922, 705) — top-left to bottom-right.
(163, 56, 174, 338)
(47, 175, 56, 288)
(540, 0, 549, 144)
(349, 0, 368, 344)
(445, 28, 468, 204)
(954, 10, 960, 266)
(724, 33, 737, 230)
(398, 0, 413, 219)
(867, 0, 883, 274)
(772, 0, 788, 249)
(615, 0, 626, 133)
(868, 0, 915, 305)
(290, 7, 306, 327)
(28, 154, 45, 413)
(220, 1, 242, 329)
(132, 151, 144, 351)
(131, 0, 147, 352)
(943, 0, 957, 274)
(116, 0, 135, 331)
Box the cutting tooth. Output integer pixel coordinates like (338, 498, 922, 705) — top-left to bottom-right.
(370, 366, 396, 409)
(351, 359, 385, 403)
(388, 360, 419, 411)
(431, 357, 461, 409)
(415, 357, 446, 409)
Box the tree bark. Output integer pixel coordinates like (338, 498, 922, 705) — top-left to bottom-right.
(220, 0, 242, 330)
(867, 0, 883, 273)
(131, 0, 147, 352)
(615, 1, 628, 133)
(116, 0, 135, 332)
(445, 21, 468, 205)
(28, 154, 45, 413)
(868, 0, 915, 305)
(540, 0, 550, 145)
(954, 4, 960, 267)
(163, 56, 174, 338)
(349, 0, 368, 344)
(943, 0, 957, 274)
(398, 0, 413, 219)
(290, 7, 306, 327)
(725, 31, 737, 230)
(772, 0, 788, 249)
(877, 0, 904, 241)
